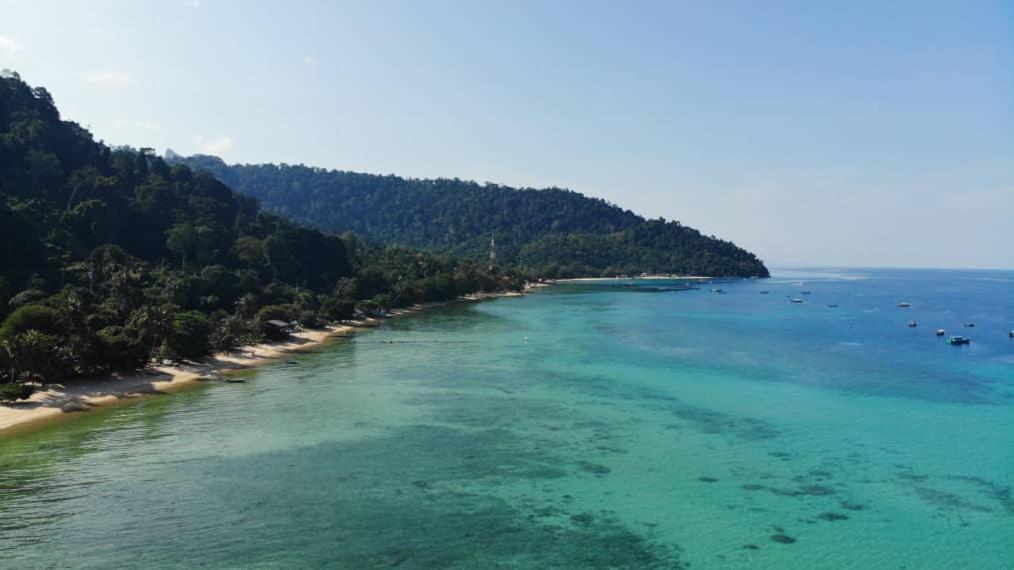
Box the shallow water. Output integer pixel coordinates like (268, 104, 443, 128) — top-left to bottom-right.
(1, 268, 1012, 568)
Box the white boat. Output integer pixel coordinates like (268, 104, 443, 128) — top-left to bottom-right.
(936, 329, 946, 336)
(897, 302, 911, 308)
(907, 320, 917, 327)
(790, 298, 804, 304)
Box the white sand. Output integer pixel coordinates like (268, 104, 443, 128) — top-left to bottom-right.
(0, 324, 354, 436)
(0, 289, 533, 437)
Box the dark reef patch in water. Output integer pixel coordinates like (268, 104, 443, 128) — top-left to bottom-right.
(741, 484, 764, 491)
(801, 485, 836, 496)
(698, 477, 720, 483)
(180, 422, 683, 568)
(578, 462, 611, 476)
(915, 487, 993, 514)
(771, 534, 796, 544)
(817, 512, 849, 522)
(946, 475, 1014, 514)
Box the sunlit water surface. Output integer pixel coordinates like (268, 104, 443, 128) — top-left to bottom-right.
(1, 268, 1012, 568)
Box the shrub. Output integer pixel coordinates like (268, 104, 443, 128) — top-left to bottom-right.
(0, 382, 35, 404)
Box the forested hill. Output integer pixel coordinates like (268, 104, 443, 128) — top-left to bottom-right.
(167, 153, 769, 278)
(0, 72, 513, 393)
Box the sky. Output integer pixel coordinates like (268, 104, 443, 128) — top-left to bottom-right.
(1, 0, 1011, 269)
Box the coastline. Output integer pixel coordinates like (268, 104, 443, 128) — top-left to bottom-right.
(554, 275, 710, 282)
(0, 290, 527, 438)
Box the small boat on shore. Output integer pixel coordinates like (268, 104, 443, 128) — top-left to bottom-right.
(936, 329, 946, 336)
(897, 302, 911, 308)
(907, 320, 917, 327)
(947, 336, 971, 345)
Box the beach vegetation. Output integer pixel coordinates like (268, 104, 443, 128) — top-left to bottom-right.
(0, 381, 35, 404)
(0, 74, 520, 384)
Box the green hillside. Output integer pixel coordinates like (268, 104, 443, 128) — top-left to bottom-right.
(0, 72, 513, 391)
(168, 153, 769, 278)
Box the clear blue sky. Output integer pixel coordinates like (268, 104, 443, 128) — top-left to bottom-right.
(2, 0, 1011, 268)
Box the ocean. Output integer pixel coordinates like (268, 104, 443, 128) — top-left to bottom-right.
(1, 268, 1012, 568)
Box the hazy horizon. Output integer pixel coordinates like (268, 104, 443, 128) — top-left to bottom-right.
(2, 0, 1011, 269)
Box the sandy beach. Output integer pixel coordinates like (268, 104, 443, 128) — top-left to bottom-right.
(0, 290, 533, 437)
(554, 275, 709, 282)
(0, 324, 358, 437)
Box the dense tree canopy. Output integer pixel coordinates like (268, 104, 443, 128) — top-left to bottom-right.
(0, 72, 515, 394)
(167, 153, 769, 278)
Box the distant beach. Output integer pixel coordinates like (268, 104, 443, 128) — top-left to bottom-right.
(555, 275, 710, 282)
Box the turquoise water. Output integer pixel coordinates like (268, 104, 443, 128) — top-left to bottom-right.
(1, 268, 1012, 568)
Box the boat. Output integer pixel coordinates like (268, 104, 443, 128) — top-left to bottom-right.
(897, 302, 911, 308)
(964, 322, 975, 328)
(790, 298, 804, 304)
(710, 288, 724, 293)
(801, 291, 812, 295)
(827, 304, 838, 308)
(1009, 330, 1014, 338)
(947, 336, 971, 345)
(907, 320, 917, 327)
(759, 291, 769, 294)
(936, 329, 946, 336)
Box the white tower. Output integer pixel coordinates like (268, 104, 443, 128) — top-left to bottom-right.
(488, 234, 496, 271)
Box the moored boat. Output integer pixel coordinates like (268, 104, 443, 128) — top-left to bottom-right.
(936, 329, 946, 336)
(790, 298, 804, 303)
(947, 336, 971, 345)
(907, 320, 917, 327)
(897, 302, 911, 308)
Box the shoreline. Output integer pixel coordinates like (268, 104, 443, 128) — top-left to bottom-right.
(554, 275, 710, 282)
(0, 290, 527, 438)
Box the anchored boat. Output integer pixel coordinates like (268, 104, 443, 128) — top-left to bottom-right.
(947, 336, 971, 345)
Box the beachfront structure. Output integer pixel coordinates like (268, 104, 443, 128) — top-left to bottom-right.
(264, 320, 294, 335)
